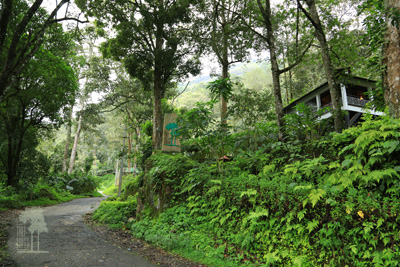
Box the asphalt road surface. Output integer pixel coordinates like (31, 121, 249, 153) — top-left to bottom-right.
(7, 197, 155, 267)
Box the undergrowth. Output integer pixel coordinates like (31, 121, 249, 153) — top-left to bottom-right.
(92, 115, 400, 266)
(0, 172, 101, 210)
(100, 173, 142, 198)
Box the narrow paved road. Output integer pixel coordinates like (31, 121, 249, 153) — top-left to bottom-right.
(7, 197, 155, 267)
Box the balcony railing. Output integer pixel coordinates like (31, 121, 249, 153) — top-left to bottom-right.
(347, 95, 369, 107)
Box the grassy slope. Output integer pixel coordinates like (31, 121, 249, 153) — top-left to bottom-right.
(92, 116, 400, 266)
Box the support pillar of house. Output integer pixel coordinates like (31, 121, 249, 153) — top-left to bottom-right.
(345, 114, 350, 129)
(349, 112, 362, 128)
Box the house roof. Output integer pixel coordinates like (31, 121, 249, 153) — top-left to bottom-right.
(283, 74, 376, 112)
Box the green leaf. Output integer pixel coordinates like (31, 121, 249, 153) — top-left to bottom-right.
(308, 189, 326, 207)
(264, 251, 279, 264)
(297, 209, 307, 221)
(382, 140, 400, 154)
(248, 208, 269, 220)
(206, 185, 220, 195)
(377, 218, 384, 228)
(293, 255, 307, 266)
(306, 219, 319, 233)
(240, 189, 257, 198)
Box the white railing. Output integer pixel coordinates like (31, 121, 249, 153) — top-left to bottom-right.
(347, 96, 369, 107)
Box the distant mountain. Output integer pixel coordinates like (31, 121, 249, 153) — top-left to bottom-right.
(174, 61, 272, 109)
(185, 60, 267, 86)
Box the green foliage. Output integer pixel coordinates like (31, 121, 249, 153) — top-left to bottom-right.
(93, 198, 137, 229)
(141, 120, 153, 137)
(284, 103, 334, 140)
(98, 174, 116, 191)
(177, 101, 233, 162)
(232, 122, 278, 153)
(146, 152, 197, 195)
(43, 172, 99, 195)
(123, 174, 142, 198)
(0, 177, 96, 211)
(207, 78, 233, 102)
(101, 173, 142, 198)
(177, 100, 216, 139)
(359, 0, 386, 111)
(0, 184, 22, 210)
(91, 116, 400, 266)
(0, 23, 78, 187)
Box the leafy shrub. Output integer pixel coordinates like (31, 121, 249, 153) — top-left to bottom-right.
(146, 152, 197, 194)
(0, 184, 22, 210)
(177, 100, 234, 161)
(30, 182, 60, 200)
(67, 174, 98, 195)
(42, 172, 99, 195)
(97, 115, 400, 266)
(98, 174, 116, 191)
(231, 122, 278, 154)
(93, 199, 137, 229)
(123, 174, 142, 198)
(284, 102, 334, 140)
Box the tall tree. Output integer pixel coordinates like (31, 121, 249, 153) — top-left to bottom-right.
(297, 0, 345, 132)
(238, 0, 312, 138)
(383, 0, 400, 118)
(97, 64, 153, 171)
(67, 51, 110, 173)
(77, 0, 202, 150)
(0, 43, 77, 186)
(0, 0, 86, 102)
(203, 0, 252, 123)
(62, 108, 72, 172)
(68, 104, 83, 174)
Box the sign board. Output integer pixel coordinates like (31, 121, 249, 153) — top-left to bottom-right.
(162, 113, 181, 152)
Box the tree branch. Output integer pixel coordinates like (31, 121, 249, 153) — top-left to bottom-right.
(50, 17, 89, 24)
(296, 0, 318, 31)
(279, 38, 313, 74)
(172, 81, 190, 106)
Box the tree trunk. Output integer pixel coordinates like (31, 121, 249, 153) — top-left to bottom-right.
(5, 107, 27, 187)
(134, 126, 140, 170)
(153, 85, 164, 150)
(62, 111, 72, 173)
(270, 51, 285, 139)
(152, 0, 165, 151)
(257, 0, 285, 139)
(6, 136, 20, 187)
(221, 23, 229, 124)
(384, 0, 400, 118)
(289, 68, 294, 100)
(68, 114, 82, 174)
(302, 0, 344, 132)
(128, 132, 132, 170)
(0, 0, 13, 54)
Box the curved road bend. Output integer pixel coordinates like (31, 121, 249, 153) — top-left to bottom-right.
(8, 197, 155, 267)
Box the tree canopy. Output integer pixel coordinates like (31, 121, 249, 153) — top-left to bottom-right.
(0, 0, 399, 191)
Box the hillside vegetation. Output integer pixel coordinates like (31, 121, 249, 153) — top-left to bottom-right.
(93, 114, 400, 266)
(174, 62, 274, 110)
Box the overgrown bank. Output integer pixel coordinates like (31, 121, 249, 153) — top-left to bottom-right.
(0, 172, 102, 211)
(93, 115, 400, 266)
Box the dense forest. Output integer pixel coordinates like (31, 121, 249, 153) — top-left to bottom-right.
(1, 0, 400, 265)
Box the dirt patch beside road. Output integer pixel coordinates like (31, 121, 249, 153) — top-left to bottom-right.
(0, 210, 18, 267)
(84, 213, 204, 267)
